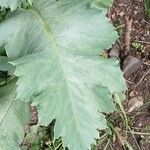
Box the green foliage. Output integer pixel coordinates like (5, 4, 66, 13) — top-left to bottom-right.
(144, 0, 150, 17)
(132, 42, 144, 51)
(0, 0, 126, 149)
(0, 79, 31, 150)
(24, 123, 65, 150)
(0, 56, 14, 73)
(0, 8, 7, 23)
(91, 0, 113, 10)
(0, 0, 33, 10)
(0, 46, 6, 56)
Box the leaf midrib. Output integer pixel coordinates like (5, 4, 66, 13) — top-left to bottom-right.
(28, 7, 83, 142)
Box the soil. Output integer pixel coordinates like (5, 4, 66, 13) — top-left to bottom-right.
(98, 0, 150, 149)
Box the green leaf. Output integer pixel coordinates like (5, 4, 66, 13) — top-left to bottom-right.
(144, 0, 150, 17)
(0, 54, 14, 86)
(0, 79, 31, 150)
(91, 0, 113, 10)
(0, 56, 14, 74)
(0, 0, 34, 11)
(0, 0, 126, 149)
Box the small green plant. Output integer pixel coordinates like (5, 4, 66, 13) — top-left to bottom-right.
(0, 0, 126, 149)
(132, 42, 143, 50)
(144, 0, 150, 17)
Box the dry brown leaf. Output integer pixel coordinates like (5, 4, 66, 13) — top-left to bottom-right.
(127, 96, 143, 113)
(129, 91, 139, 98)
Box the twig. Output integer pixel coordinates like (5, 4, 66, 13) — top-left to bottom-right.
(142, 19, 150, 25)
(134, 69, 150, 88)
(126, 130, 150, 136)
(125, 17, 133, 52)
(135, 40, 150, 45)
(125, 79, 135, 84)
(143, 62, 150, 66)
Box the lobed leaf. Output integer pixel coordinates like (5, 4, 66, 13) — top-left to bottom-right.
(0, 0, 126, 149)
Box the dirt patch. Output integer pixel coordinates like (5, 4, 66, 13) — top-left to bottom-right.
(99, 0, 150, 149)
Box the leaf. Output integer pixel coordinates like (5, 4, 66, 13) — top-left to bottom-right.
(0, 56, 14, 74)
(127, 96, 143, 113)
(91, 0, 113, 10)
(0, 54, 14, 86)
(0, 0, 34, 11)
(0, 79, 31, 150)
(0, 0, 126, 149)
